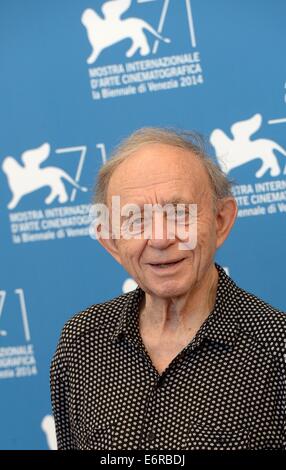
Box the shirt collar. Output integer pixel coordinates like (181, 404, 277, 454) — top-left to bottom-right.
(109, 281, 144, 344)
(194, 264, 241, 349)
(109, 263, 241, 349)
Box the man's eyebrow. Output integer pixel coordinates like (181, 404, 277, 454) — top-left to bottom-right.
(147, 198, 192, 207)
(160, 198, 191, 206)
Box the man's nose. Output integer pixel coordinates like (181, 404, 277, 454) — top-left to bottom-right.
(146, 212, 176, 248)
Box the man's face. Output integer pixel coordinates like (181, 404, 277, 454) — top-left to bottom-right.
(104, 143, 221, 298)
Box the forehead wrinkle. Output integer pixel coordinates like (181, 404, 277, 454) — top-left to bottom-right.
(110, 145, 204, 182)
(109, 176, 210, 208)
(107, 148, 211, 207)
(113, 176, 187, 193)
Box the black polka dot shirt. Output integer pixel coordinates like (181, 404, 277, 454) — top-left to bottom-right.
(50, 263, 286, 450)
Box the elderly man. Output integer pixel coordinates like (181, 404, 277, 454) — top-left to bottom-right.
(50, 128, 286, 450)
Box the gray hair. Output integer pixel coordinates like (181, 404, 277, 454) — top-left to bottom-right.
(93, 127, 234, 209)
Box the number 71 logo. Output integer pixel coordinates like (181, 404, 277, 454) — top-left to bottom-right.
(0, 289, 31, 341)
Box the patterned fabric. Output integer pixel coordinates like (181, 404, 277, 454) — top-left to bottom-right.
(50, 263, 286, 450)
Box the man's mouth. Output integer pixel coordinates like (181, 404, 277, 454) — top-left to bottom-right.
(149, 259, 184, 269)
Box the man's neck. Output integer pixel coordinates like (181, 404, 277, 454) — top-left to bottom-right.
(139, 264, 219, 340)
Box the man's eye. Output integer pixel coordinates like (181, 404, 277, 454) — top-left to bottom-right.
(175, 210, 189, 218)
(176, 210, 186, 216)
(133, 217, 143, 224)
(131, 216, 144, 226)
(174, 210, 190, 224)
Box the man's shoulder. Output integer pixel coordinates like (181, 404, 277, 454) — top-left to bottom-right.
(59, 289, 134, 344)
(234, 282, 286, 350)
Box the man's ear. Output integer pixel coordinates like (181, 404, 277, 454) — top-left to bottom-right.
(96, 233, 123, 265)
(215, 197, 238, 249)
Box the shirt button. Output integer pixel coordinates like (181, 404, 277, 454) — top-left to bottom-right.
(146, 430, 156, 443)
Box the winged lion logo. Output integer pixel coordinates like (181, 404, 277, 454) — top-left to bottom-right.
(81, 0, 171, 64)
(210, 113, 286, 178)
(2, 143, 88, 209)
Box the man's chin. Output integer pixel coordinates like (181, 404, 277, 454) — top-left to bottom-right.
(145, 281, 189, 298)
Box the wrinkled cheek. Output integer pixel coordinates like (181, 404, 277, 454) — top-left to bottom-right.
(118, 242, 145, 273)
(191, 227, 215, 259)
